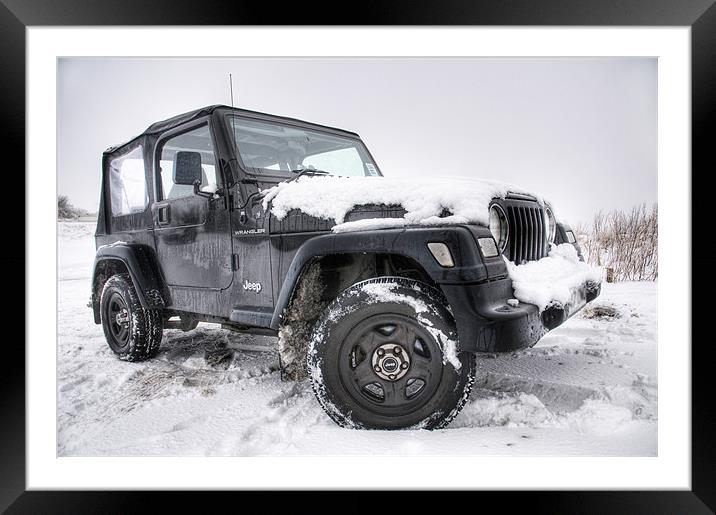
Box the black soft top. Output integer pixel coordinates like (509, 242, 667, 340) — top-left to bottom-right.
(97, 105, 363, 237)
(105, 105, 360, 154)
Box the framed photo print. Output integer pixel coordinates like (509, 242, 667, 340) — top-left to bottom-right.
(6, 0, 713, 511)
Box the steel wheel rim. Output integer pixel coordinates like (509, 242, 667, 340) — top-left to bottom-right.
(106, 292, 130, 347)
(338, 313, 443, 415)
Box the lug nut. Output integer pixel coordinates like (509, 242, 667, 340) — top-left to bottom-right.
(401, 362, 408, 369)
(374, 365, 382, 372)
(377, 349, 385, 357)
(393, 347, 401, 354)
(389, 374, 396, 380)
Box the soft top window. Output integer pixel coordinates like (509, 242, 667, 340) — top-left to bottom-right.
(109, 145, 148, 217)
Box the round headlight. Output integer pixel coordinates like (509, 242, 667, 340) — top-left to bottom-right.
(488, 204, 509, 252)
(545, 206, 556, 243)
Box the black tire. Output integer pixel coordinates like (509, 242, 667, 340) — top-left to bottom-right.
(100, 273, 163, 361)
(307, 277, 475, 430)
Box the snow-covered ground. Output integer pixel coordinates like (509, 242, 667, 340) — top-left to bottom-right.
(57, 222, 657, 456)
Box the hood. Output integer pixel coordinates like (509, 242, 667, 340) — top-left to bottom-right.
(261, 175, 544, 233)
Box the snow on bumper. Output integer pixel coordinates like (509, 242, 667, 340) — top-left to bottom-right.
(441, 244, 602, 353)
(504, 243, 603, 312)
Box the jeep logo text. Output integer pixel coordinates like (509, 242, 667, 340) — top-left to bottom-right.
(242, 279, 262, 293)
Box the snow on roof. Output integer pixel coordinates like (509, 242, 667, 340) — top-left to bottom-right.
(261, 175, 543, 228)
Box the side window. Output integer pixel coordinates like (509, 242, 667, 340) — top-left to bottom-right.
(566, 230, 577, 244)
(157, 124, 218, 201)
(109, 145, 148, 217)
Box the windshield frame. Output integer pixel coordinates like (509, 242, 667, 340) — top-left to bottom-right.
(223, 113, 383, 182)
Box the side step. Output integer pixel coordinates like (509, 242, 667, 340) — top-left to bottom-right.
(229, 308, 274, 328)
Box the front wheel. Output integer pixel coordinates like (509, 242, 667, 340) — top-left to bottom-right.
(307, 277, 475, 430)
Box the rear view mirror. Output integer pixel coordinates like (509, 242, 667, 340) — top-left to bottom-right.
(173, 151, 203, 186)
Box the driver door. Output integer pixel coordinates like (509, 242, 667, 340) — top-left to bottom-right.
(152, 122, 233, 291)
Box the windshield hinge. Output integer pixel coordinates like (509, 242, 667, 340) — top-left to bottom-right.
(231, 254, 240, 271)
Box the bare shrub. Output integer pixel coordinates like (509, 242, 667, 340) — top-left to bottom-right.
(58, 195, 90, 220)
(576, 203, 657, 282)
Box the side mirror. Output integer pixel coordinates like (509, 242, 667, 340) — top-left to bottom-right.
(173, 151, 203, 186)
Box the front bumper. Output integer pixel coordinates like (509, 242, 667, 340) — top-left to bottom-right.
(441, 278, 601, 353)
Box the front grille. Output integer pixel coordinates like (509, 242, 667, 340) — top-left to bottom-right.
(505, 200, 547, 263)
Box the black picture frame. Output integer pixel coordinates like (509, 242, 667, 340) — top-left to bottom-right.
(6, 1, 713, 512)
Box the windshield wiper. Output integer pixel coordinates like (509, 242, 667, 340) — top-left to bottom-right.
(234, 168, 331, 211)
(287, 168, 330, 182)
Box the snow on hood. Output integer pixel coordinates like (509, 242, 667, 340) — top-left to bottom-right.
(261, 175, 543, 230)
(505, 244, 603, 311)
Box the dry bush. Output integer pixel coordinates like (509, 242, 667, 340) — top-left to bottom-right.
(58, 195, 90, 220)
(576, 203, 657, 282)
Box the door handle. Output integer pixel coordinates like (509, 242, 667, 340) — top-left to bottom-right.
(157, 205, 170, 225)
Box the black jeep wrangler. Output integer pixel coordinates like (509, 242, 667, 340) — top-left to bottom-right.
(91, 105, 599, 430)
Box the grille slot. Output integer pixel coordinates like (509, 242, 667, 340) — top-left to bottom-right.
(505, 201, 547, 263)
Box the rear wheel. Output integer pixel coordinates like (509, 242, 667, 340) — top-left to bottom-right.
(100, 273, 163, 361)
(308, 277, 475, 430)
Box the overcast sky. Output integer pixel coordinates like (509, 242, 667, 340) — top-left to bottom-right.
(58, 57, 656, 226)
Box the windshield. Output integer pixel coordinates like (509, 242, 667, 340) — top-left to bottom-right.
(228, 116, 381, 177)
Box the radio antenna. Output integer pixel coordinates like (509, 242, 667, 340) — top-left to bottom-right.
(228, 73, 240, 189)
(228, 73, 237, 145)
(229, 73, 235, 109)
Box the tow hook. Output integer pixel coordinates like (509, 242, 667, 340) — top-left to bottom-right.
(542, 304, 566, 330)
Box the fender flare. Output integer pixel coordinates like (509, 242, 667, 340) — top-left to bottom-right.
(91, 243, 169, 317)
(269, 225, 494, 330)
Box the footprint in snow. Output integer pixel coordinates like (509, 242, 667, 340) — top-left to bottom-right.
(168, 414, 210, 433)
